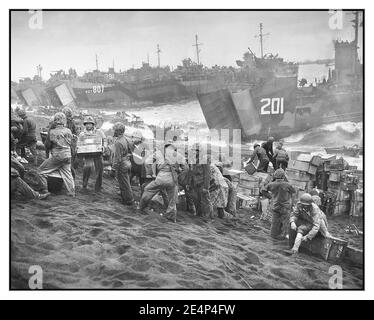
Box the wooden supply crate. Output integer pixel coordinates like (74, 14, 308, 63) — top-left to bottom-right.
(76, 134, 103, 156)
(302, 235, 348, 262)
(288, 179, 308, 191)
(288, 160, 310, 172)
(286, 168, 310, 182)
(308, 164, 318, 175)
(329, 170, 341, 182)
(333, 200, 351, 216)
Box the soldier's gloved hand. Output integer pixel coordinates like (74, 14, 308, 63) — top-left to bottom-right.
(291, 222, 297, 231)
(202, 188, 209, 194)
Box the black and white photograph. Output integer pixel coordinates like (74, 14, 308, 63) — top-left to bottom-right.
(9, 8, 364, 292)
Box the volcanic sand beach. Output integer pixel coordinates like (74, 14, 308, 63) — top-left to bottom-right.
(10, 114, 363, 289)
(11, 165, 363, 289)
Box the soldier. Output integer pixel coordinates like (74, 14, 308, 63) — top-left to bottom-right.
(263, 137, 276, 170)
(188, 145, 212, 218)
(79, 116, 105, 192)
(112, 122, 134, 206)
(262, 168, 296, 240)
(16, 109, 38, 165)
(139, 142, 184, 222)
(38, 112, 75, 196)
(287, 193, 322, 255)
(274, 141, 289, 170)
(248, 143, 269, 173)
(62, 107, 78, 177)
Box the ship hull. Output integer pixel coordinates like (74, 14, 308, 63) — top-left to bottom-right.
(197, 77, 363, 140)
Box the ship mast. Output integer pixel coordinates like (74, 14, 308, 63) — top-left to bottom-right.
(156, 44, 161, 68)
(193, 34, 203, 65)
(36, 64, 42, 80)
(95, 53, 99, 71)
(254, 23, 270, 59)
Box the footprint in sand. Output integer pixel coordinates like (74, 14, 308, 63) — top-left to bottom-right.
(116, 244, 131, 255)
(89, 228, 104, 237)
(270, 267, 293, 280)
(159, 261, 184, 274)
(183, 239, 198, 246)
(34, 219, 53, 229)
(113, 271, 149, 282)
(131, 259, 152, 272)
(244, 252, 262, 266)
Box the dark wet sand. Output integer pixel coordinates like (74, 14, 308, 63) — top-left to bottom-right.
(11, 167, 363, 289)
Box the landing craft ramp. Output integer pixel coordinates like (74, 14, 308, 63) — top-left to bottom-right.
(197, 88, 262, 139)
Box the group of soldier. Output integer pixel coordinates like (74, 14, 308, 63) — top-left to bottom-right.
(10, 107, 332, 255)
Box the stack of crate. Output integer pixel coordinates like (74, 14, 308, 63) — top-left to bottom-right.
(286, 154, 322, 199)
(325, 158, 357, 216)
(232, 170, 268, 209)
(350, 187, 363, 217)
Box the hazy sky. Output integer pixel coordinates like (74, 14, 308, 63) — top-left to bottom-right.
(11, 10, 363, 81)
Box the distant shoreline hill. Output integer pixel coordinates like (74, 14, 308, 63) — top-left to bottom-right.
(298, 58, 335, 65)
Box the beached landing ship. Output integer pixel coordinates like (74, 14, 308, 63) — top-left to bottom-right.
(197, 17, 363, 140)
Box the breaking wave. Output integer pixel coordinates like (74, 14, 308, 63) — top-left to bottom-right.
(284, 121, 363, 148)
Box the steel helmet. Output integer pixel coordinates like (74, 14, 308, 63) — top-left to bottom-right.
(132, 130, 143, 141)
(268, 136, 275, 142)
(17, 109, 27, 119)
(62, 106, 73, 118)
(300, 193, 313, 206)
(53, 112, 66, 125)
(274, 168, 286, 180)
(113, 122, 126, 135)
(83, 116, 95, 125)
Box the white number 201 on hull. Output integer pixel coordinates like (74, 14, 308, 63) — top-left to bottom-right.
(260, 97, 284, 115)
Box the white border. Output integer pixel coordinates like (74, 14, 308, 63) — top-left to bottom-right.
(2, 0, 372, 300)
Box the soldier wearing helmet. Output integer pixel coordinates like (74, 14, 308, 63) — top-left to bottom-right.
(38, 112, 75, 196)
(288, 193, 322, 255)
(112, 122, 135, 206)
(62, 107, 78, 135)
(263, 136, 276, 170)
(247, 143, 269, 173)
(262, 168, 296, 240)
(79, 115, 106, 192)
(15, 109, 38, 165)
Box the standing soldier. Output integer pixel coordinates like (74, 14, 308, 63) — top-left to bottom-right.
(112, 122, 134, 206)
(79, 116, 106, 192)
(273, 141, 289, 170)
(139, 142, 183, 222)
(62, 107, 78, 177)
(188, 145, 212, 218)
(262, 169, 295, 240)
(263, 137, 276, 170)
(38, 112, 75, 196)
